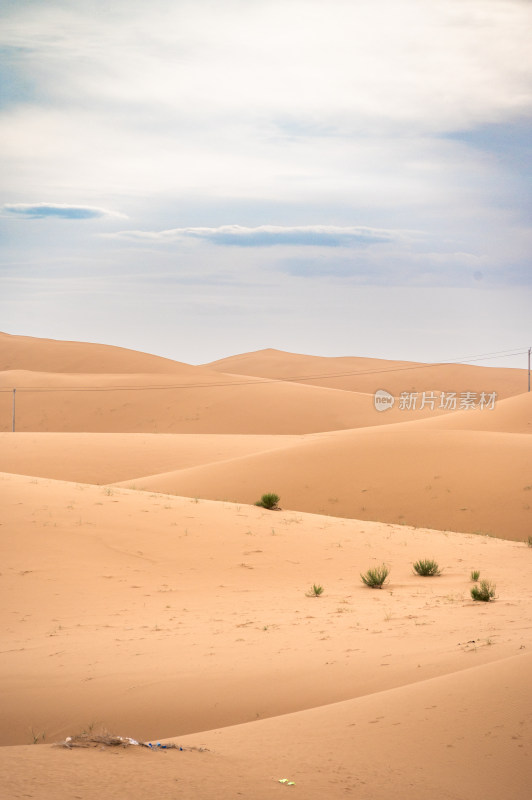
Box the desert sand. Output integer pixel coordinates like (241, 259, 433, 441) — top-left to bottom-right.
(0, 332, 530, 799)
(205, 347, 527, 398)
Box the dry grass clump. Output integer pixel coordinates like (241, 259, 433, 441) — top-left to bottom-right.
(54, 732, 141, 749)
(412, 558, 441, 576)
(255, 492, 280, 509)
(360, 564, 389, 589)
(471, 580, 497, 602)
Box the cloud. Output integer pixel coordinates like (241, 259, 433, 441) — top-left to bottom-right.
(2, 1, 532, 134)
(0, 0, 530, 362)
(108, 224, 403, 248)
(1, 202, 126, 220)
(1, 2, 531, 213)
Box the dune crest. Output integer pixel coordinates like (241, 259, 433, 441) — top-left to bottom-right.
(0, 331, 190, 374)
(205, 347, 527, 398)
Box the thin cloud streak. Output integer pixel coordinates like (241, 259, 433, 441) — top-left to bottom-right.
(107, 224, 408, 247)
(1, 203, 126, 220)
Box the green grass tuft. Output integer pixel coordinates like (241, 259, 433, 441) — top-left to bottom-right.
(470, 569, 480, 582)
(306, 584, 324, 597)
(471, 580, 496, 602)
(254, 493, 280, 510)
(360, 564, 389, 589)
(412, 558, 441, 577)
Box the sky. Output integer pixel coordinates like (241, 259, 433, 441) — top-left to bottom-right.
(0, 0, 531, 368)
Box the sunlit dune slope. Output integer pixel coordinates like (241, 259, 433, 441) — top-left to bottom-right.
(1, 391, 528, 488)
(1, 472, 530, 799)
(176, 653, 531, 800)
(1, 655, 529, 800)
(0, 369, 450, 434)
(205, 347, 527, 398)
(0, 331, 189, 374)
(0, 392, 528, 487)
(0, 432, 301, 484)
(1, 334, 524, 433)
(1, 472, 530, 752)
(118, 425, 532, 540)
(413, 389, 532, 434)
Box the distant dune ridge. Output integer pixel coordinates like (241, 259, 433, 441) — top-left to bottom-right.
(0, 332, 530, 799)
(0, 333, 527, 435)
(0, 331, 190, 374)
(0, 331, 530, 538)
(204, 346, 527, 398)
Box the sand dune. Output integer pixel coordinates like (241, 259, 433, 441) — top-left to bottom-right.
(0, 331, 190, 374)
(0, 472, 530, 798)
(0, 336, 529, 539)
(1, 655, 530, 800)
(0, 432, 302, 484)
(117, 424, 532, 541)
(178, 653, 531, 800)
(1, 335, 525, 434)
(2, 653, 530, 800)
(416, 389, 532, 434)
(1, 334, 530, 799)
(1, 391, 528, 489)
(0, 368, 451, 434)
(205, 347, 528, 399)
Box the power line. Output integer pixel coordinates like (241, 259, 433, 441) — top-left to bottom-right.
(0, 346, 528, 394)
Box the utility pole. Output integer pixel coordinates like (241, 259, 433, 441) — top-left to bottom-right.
(12, 388, 16, 432)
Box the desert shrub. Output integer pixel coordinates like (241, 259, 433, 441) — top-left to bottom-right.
(413, 558, 441, 576)
(470, 569, 480, 582)
(306, 584, 324, 597)
(471, 580, 496, 602)
(360, 564, 389, 589)
(527, 536, 532, 548)
(255, 493, 280, 510)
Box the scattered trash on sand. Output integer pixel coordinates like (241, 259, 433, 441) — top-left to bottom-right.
(53, 732, 208, 752)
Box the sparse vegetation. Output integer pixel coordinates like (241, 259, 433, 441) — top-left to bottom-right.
(360, 564, 389, 589)
(30, 728, 46, 744)
(527, 536, 532, 548)
(255, 492, 280, 510)
(470, 569, 480, 582)
(306, 584, 324, 597)
(412, 558, 441, 577)
(471, 580, 496, 602)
